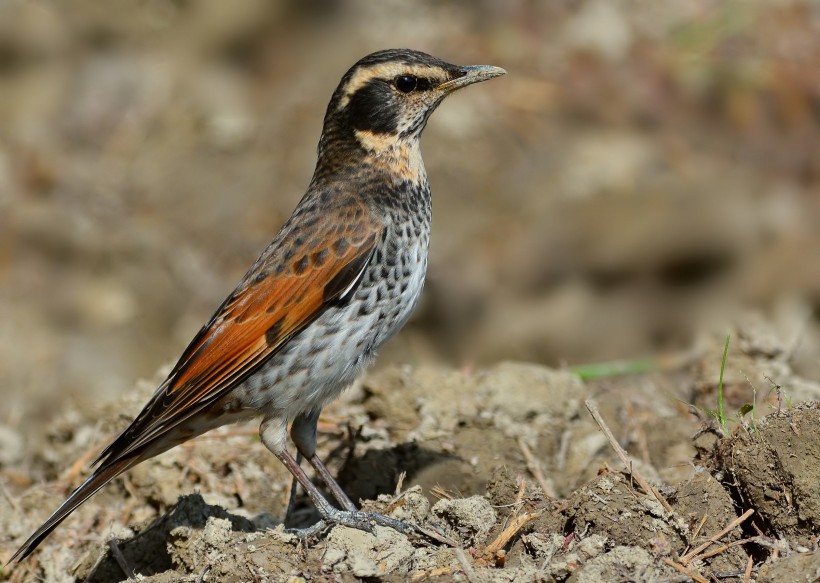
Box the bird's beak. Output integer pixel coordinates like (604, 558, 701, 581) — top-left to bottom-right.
(437, 64, 507, 93)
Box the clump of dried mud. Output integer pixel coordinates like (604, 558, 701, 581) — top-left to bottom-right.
(2, 319, 820, 582)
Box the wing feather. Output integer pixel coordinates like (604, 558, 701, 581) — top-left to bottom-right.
(95, 202, 383, 465)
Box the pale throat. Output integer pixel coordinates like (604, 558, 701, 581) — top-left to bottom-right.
(355, 129, 427, 184)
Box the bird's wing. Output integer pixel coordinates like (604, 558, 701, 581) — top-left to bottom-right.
(97, 200, 384, 464)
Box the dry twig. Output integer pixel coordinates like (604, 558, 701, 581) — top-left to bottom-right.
(697, 537, 755, 561)
(454, 547, 479, 583)
(661, 558, 709, 583)
(395, 470, 407, 495)
(480, 511, 539, 560)
(517, 437, 556, 498)
(680, 508, 754, 564)
(108, 539, 135, 579)
(430, 485, 455, 500)
(681, 512, 708, 559)
(410, 565, 458, 581)
(413, 523, 459, 547)
(513, 476, 527, 508)
(584, 400, 674, 514)
(743, 554, 754, 583)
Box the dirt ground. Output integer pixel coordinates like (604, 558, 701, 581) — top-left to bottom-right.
(2, 1, 820, 581)
(2, 317, 819, 582)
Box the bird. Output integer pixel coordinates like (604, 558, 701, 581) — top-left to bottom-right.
(10, 48, 505, 562)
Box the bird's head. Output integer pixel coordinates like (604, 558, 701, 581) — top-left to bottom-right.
(319, 49, 505, 158)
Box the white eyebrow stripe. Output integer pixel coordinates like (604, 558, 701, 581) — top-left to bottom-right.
(337, 63, 445, 110)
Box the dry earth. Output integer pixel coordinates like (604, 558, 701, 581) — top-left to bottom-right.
(2, 318, 820, 582)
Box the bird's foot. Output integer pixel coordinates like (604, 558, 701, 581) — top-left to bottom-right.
(288, 509, 412, 540)
(331, 509, 413, 535)
(285, 519, 330, 542)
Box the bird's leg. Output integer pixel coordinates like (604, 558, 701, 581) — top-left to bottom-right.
(283, 451, 303, 527)
(291, 410, 357, 512)
(261, 417, 411, 538)
(307, 453, 357, 510)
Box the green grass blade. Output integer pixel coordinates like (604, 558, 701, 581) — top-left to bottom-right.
(717, 334, 730, 434)
(570, 357, 658, 381)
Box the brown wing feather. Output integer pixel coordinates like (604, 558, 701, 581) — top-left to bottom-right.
(96, 202, 384, 465)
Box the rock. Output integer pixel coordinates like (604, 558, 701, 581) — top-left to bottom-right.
(431, 495, 497, 543)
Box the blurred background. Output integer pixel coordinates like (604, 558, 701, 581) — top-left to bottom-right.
(1, 0, 819, 438)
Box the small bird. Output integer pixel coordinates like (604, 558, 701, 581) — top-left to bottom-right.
(11, 49, 504, 562)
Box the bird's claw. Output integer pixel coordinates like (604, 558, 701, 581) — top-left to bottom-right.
(285, 519, 329, 542)
(295, 510, 412, 538)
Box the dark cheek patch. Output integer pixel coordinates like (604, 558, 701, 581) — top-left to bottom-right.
(347, 80, 399, 134)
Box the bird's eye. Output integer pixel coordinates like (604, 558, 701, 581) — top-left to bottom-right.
(394, 75, 418, 93)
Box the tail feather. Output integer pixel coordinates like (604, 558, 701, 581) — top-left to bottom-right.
(9, 456, 138, 563)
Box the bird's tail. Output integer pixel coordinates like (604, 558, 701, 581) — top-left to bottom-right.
(9, 455, 139, 564)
